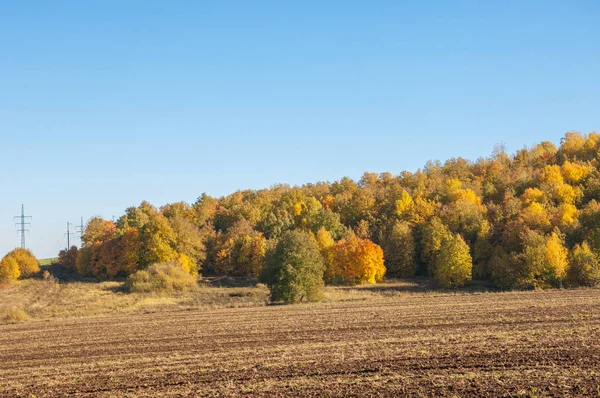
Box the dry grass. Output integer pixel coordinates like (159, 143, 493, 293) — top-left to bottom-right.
(0, 307, 29, 324)
(0, 277, 440, 323)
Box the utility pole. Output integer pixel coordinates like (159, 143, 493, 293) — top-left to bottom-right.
(75, 217, 85, 245)
(14, 204, 31, 249)
(65, 222, 75, 250)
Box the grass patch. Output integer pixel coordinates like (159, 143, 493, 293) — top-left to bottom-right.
(1, 306, 29, 323)
(39, 258, 58, 266)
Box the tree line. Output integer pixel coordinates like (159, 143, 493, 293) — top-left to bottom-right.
(56, 131, 600, 294)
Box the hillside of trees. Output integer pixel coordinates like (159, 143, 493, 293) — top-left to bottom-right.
(60, 131, 600, 291)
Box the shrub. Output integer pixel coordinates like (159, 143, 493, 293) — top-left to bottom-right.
(261, 230, 325, 304)
(3, 248, 40, 278)
(0, 256, 21, 285)
(125, 262, 199, 293)
(434, 233, 472, 288)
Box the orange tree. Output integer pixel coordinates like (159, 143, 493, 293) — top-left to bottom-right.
(328, 237, 385, 285)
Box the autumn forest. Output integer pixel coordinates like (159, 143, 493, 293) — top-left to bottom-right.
(25, 131, 600, 296)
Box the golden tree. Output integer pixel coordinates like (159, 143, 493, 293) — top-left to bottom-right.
(329, 237, 385, 285)
(3, 248, 40, 277)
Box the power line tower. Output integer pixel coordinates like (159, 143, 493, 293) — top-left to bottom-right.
(75, 217, 85, 245)
(14, 204, 31, 249)
(65, 222, 75, 249)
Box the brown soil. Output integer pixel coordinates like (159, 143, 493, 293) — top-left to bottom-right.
(1, 289, 599, 397)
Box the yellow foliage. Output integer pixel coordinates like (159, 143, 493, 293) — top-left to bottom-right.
(555, 184, 579, 204)
(520, 202, 550, 229)
(557, 203, 578, 226)
(175, 253, 197, 275)
(82, 218, 117, 246)
(541, 165, 564, 186)
(322, 195, 334, 210)
(293, 202, 304, 217)
(445, 179, 463, 201)
(560, 131, 586, 158)
(395, 190, 414, 218)
(521, 188, 544, 205)
(544, 233, 569, 282)
(561, 161, 590, 184)
(458, 188, 481, 205)
(0, 256, 21, 284)
(214, 227, 267, 277)
(412, 196, 437, 223)
(316, 228, 335, 272)
(434, 233, 472, 288)
(316, 228, 334, 250)
(328, 237, 385, 285)
(444, 179, 480, 205)
(3, 248, 40, 278)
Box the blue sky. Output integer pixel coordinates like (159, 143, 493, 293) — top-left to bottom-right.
(1, 1, 599, 258)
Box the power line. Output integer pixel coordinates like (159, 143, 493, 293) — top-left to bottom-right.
(75, 217, 85, 245)
(13, 204, 31, 249)
(65, 222, 75, 249)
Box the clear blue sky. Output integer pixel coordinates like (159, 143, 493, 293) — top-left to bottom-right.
(1, 1, 598, 258)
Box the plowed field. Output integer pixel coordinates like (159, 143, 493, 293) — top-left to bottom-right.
(1, 289, 599, 397)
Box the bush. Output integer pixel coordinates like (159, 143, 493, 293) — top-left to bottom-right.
(261, 230, 325, 304)
(125, 262, 199, 293)
(0, 256, 21, 285)
(3, 248, 40, 278)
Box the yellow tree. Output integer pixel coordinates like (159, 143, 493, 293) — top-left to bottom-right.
(561, 161, 590, 184)
(316, 227, 334, 271)
(394, 190, 414, 220)
(139, 211, 177, 268)
(434, 233, 473, 288)
(3, 248, 40, 277)
(544, 232, 569, 285)
(329, 237, 385, 285)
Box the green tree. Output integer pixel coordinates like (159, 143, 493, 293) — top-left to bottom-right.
(381, 221, 416, 278)
(567, 242, 600, 287)
(261, 230, 325, 304)
(434, 233, 472, 288)
(421, 217, 452, 276)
